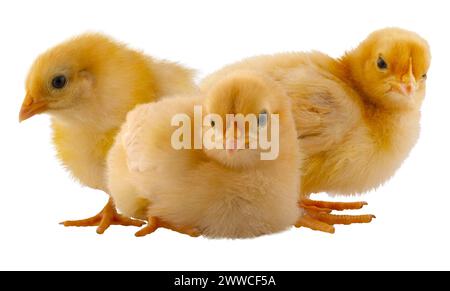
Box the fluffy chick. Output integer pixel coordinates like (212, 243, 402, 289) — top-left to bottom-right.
(20, 33, 196, 234)
(202, 28, 430, 232)
(107, 71, 302, 238)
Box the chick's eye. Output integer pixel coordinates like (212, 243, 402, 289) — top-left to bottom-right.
(52, 75, 67, 89)
(377, 56, 388, 70)
(211, 120, 215, 127)
(258, 110, 268, 127)
(422, 73, 428, 80)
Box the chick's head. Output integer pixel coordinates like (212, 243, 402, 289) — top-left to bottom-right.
(19, 33, 122, 122)
(202, 71, 289, 169)
(344, 28, 431, 110)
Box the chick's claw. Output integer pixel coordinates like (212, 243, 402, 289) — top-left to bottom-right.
(135, 217, 201, 238)
(60, 198, 145, 234)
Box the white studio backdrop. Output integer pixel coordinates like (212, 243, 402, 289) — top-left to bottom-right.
(0, 0, 449, 270)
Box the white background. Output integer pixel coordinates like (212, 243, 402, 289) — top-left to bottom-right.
(0, 0, 449, 271)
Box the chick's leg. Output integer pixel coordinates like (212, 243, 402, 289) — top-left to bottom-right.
(135, 216, 201, 238)
(296, 196, 375, 233)
(61, 198, 145, 234)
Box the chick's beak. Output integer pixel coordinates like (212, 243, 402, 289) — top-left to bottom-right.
(399, 58, 417, 97)
(19, 94, 48, 122)
(225, 123, 251, 155)
(225, 124, 238, 155)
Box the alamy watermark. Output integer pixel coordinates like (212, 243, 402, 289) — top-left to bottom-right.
(171, 106, 280, 160)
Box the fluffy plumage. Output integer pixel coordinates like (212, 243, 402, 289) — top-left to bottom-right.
(202, 28, 430, 232)
(20, 33, 196, 233)
(107, 71, 302, 238)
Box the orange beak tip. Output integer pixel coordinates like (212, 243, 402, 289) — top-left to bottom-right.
(19, 108, 32, 123)
(18, 100, 48, 123)
(19, 110, 27, 123)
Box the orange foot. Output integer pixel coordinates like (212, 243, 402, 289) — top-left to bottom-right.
(296, 198, 375, 234)
(135, 217, 201, 238)
(60, 198, 145, 234)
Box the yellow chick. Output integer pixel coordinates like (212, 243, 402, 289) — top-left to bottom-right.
(106, 71, 302, 238)
(202, 28, 430, 233)
(19, 33, 196, 234)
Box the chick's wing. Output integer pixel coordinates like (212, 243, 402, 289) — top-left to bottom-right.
(283, 67, 362, 155)
(121, 104, 156, 173)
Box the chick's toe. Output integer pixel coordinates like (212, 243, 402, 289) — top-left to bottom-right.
(61, 198, 145, 234)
